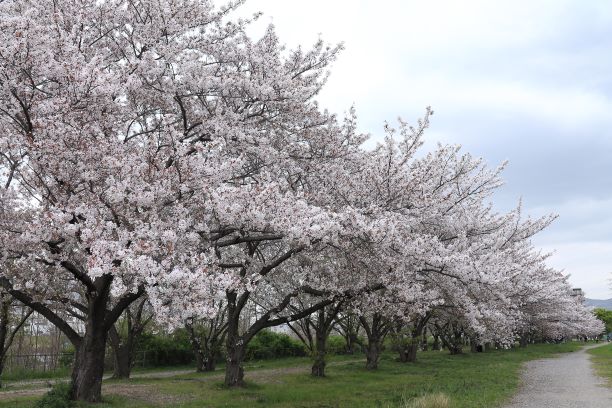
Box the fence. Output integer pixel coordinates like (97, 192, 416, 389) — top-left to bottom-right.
(2, 353, 73, 374)
(0, 349, 192, 374)
(0, 342, 344, 374)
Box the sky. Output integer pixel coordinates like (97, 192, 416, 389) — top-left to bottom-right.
(239, 0, 612, 299)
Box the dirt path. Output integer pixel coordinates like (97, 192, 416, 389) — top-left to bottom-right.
(503, 344, 612, 408)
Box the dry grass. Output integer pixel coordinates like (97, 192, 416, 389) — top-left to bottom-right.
(402, 393, 451, 408)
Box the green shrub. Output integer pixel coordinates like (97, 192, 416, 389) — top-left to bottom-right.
(246, 330, 307, 360)
(58, 346, 75, 368)
(137, 329, 194, 367)
(327, 335, 348, 354)
(35, 382, 73, 408)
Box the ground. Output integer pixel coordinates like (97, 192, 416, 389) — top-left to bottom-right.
(0, 343, 588, 407)
(588, 342, 612, 387)
(503, 343, 612, 407)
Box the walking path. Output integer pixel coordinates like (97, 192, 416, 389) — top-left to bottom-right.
(504, 344, 612, 408)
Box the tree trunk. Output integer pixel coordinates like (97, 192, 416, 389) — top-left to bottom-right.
(448, 344, 463, 355)
(70, 276, 112, 402)
(311, 328, 327, 377)
(224, 307, 245, 387)
(190, 331, 219, 373)
(70, 330, 107, 402)
(421, 328, 428, 351)
(397, 336, 419, 363)
(109, 325, 134, 379)
(195, 348, 217, 372)
(432, 335, 440, 351)
(194, 348, 205, 372)
(520, 334, 529, 348)
(365, 338, 380, 370)
(361, 313, 387, 370)
(0, 358, 5, 389)
(203, 356, 216, 371)
(406, 342, 418, 362)
(342, 331, 359, 355)
(439, 328, 463, 356)
(397, 322, 426, 363)
(224, 342, 245, 387)
(397, 344, 408, 362)
(0, 299, 8, 389)
(112, 344, 132, 379)
(348, 333, 360, 354)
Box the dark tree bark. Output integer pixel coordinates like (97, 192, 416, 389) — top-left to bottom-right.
(432, 334, 441, 351)
(223, 285, 336, 387)
(407, 315, 430, 362)
(470, 337, 478, 353)
(365, 341, 380, 369)
(335, 313, 362, 354)
(390, 322, 411, 363)
(70, 275, 112, 402)
(311, 326, 327, 377)
(108, 297, 151, 379)
(224, 295, 246, 387)
(219, 240, 341, 388)
(186, 304, 227, 373)
(110, 336, 132, 379)
(71, 327, 107, 402)
(0, 274, 145, 402)
(359, 313, 390, 370)
(421, 327, 429, 352)
(393, 314, 430, 363)
(438, 323, 464, 355)
(519, 333, 529, 348)
(288, 302, 343, 377)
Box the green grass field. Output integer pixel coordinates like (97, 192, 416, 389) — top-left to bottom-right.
(0, 343, 583, 408)
(588, 342, 612, 387)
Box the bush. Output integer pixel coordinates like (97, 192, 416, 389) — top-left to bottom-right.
(35, 383, 73, 408)
(327, 335, 349, 354)
(59, 346, 75, 368)
(246, 330, 307, 360)
(137, 329, 194, 367)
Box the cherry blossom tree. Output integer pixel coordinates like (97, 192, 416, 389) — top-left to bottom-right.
(0, 0, 371, 396)
(0, 0, 351, 400)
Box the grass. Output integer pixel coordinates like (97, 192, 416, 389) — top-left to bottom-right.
(1, 367, 71, 382)
(0, 342, 583, 408)
(401, 393, 451, 408)
(587, 342, 612, 387)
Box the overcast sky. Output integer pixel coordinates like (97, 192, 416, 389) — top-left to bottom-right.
(241, 0, 612, 299)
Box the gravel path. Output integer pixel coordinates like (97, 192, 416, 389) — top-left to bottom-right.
(503, 344, 612, 408)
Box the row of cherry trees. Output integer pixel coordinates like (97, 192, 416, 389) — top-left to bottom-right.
(0, 0, 602, 402)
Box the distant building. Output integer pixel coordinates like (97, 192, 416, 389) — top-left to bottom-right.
(571, 288, 585, 301)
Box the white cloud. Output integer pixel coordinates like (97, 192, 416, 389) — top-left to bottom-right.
(238, 0, 612, 297)
(242, 0, 612, 138)
(530, 197, 612, 243)
(539, 241, 612, 299)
